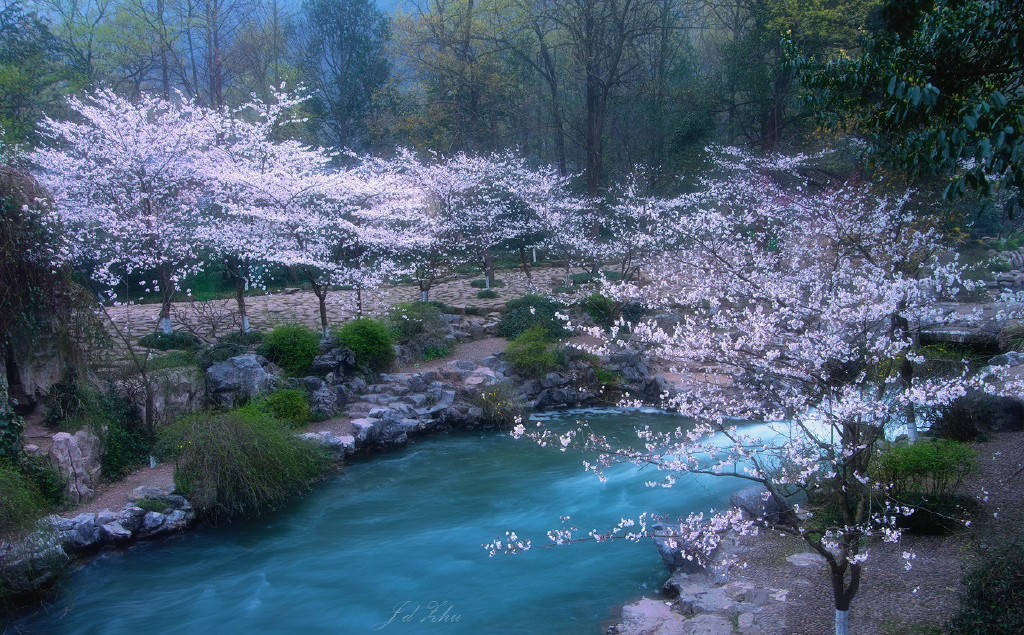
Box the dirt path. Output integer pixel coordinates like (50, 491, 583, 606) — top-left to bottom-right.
(71, 463, 176, 515)
(397, 337, 507, 373)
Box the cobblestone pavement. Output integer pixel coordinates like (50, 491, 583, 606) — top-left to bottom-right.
(108, 266, 578, 338)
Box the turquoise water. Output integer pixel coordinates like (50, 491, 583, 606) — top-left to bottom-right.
(13, 408, 759, 635)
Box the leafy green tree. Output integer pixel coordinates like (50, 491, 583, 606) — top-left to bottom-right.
(0, 2, 79, 145)
(299, 0, 390, 149)
(791, 0, 1024, 197)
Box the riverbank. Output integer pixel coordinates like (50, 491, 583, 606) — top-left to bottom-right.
(610, 429, 1024, 634)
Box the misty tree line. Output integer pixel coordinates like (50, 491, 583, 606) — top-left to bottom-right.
(1, 0, 878, 193)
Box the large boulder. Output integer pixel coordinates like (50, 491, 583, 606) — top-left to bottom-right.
(729, 485, 793, 525)
(937, 390, 1024, 437)
(48, 429, 102, 504)
(205, 354, 278, 407)
(147, 366, 206, 427)
(311, 343, 355, 376)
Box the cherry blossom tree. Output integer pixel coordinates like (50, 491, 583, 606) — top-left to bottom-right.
(212, 94, 415, 336)
(496, 148, 1024, 635)
(447, 151, 567, 289)
(33, 89, 221, 334)
(383, 149, 471, 303)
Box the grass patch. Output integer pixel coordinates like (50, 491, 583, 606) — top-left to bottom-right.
(158, 409, 331, 523)
(149, 350, 198, 371)
(470, 278, 506, 288)
(476, 289, 499, 299)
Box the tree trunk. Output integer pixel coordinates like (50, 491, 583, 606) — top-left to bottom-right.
(159, 266, 175, 335)
(235, 274, 249, 333)
(483, 249, 495, 288)
(835, 609, 849, 635)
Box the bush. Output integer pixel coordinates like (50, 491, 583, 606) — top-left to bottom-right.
(260, 324, 320, 375)
(16, 455, 65, 507)
(469, 278, 506, 288)
(44, 377, 149, 479)
(0, 462, 48, 537)
(948, 540, 1024, 633)
(252, 389, 311, 428)
(470, 382, 528, 429)
(198, 341, 245, 367)
(464, 305, 482, 315)
(505, 326, 564, 378)
(476, 289, 499, 299)
(422, 345, 451, 361)
(158, 410, 330, 522)
(387, 302, 445, 339)
(138, 330, 202, 351)
(96, 395, 151, 480)
(498, 295, 567, 339)
(335, 318, 395, 373)
(873, 440, 979, 534)
(579, 292, 620, 327)
(874, 440, 978, 498)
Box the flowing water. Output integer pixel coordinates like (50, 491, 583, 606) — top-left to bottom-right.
(13, 408, 767, 634)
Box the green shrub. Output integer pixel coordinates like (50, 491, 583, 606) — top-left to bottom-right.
(455, 264, 482, 275)
(97, 401, 152, 480)
(158, 410, 330, 522)
(505, 326, 564, 378)
(138, 330, 202, 351)
(873, 440, 979, 535)
(464, 305, 482, 315)
(593, 367, 622, 386)
(470, 382, 528, 429)
(498, 295, 567, 339)
(387, 302, 445, 339)
(476, 289, 499, 299)
(948, 540, 1024, 633)
(335, 318, 395, 373)
(874, 440, 978, 498)
(422, 345, 451, 361)
(470, 278, 506, 288)
(260, 324, 320, 375)
(253, 389, 312, 428)
(44, 377, 149, 479)
(579, 292, 620, 327)
(0, 462, 48, 537)
(16, 455, 65, 507)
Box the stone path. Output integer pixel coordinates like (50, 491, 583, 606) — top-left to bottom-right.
(108, 266, 578, 339)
